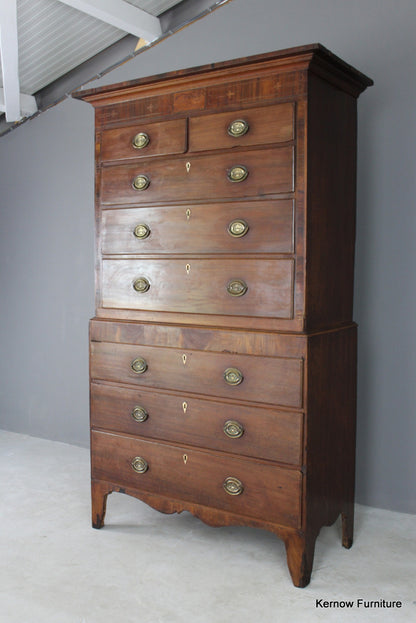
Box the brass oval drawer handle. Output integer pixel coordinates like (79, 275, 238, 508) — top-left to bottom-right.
(227, 279, 247, 297)
(133, 277, 150, 293)
(227, 119, 249, 137)
(224, 367, 244, 386)
(228, 219, 249, 238)
(131, 357, 148, 374)
(131, 406, 148, 423)
(227, 165, 248, 183)
(223, 476, 244, 496)
(131, 456, 148, 474)
(132, 174, 150, 191)
(223, 420, 244, 439)
(132, 132, 150, 149)
(133, 224, 151, 239)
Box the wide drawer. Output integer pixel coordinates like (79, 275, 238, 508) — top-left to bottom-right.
(91, 430, 302, 528)
(101, 258, 294, 319)
(101, 200, 294, 255)
(188, 103, 294, 152)
(91, 382, 303, 465)
(90, 342, 303, 408)
(100, 146, 294, 204)
(100, 118, 187, 162)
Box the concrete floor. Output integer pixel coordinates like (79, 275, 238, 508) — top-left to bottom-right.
(0, 430, 415, 623)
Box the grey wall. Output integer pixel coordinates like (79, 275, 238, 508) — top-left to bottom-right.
(1, 0, 415, 514)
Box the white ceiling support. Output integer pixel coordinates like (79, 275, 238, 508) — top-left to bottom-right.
(56, 0, 163, 42)
(0, 0, 22, 121)
(0, 88, 37, 118)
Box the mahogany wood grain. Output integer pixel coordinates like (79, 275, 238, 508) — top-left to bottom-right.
(92, 71, 306, 127)
(90, 479, 314, 587)
(91, 479, 299, 536)
(101, 200, 294, 255)
(100, 146, 294, 205)
(89, 318, 307, 359)
(74, 45, 372, 588)
(90, 340, 304, 409)
(284, 531, 317, 588)
(188, 103, 294, 152)
(91, 430, 302, 528)
(100, 118, 187, 162)
(94, 305, 306, 332)
(74, 44, 371, 112)
(91, 381, 303, 465)
(304, 325, 357, 543)
(91, 480, 109, 529)
(293, 98, 307, 330)
(304, 74, 357, 329)
(101, 258, 294, 319)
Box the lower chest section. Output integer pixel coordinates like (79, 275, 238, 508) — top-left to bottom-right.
(90, 320, 306, 529)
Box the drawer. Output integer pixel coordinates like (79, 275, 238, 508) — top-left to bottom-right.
(100, 146, 294, 204)
(90, 342, 303, 408)
(189, 103, 294, 152)
(101, 200, 294, 255)
(91, 430, 302, 528)
(100, 118, 187, 162)
(101, 258, 294, 319)
(91, 382, 303, 465)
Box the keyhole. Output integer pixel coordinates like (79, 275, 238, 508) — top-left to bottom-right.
(182, 401, 188, 413)
(186, 208, 191, 220)
(186, 161, 191, 173)
(186, 263, 191, 275)
(182, 354, 187, 365)
(183, 454, 188, 464)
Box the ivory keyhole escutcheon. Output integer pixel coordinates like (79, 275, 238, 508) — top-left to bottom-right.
(186, 208, 191, 220)
(185, 161, 191, 173)
(182, 354, 187, 365)
(182, 401, 188, 414)
(186, 263, 191, 275)
(183, 454, 188, 464)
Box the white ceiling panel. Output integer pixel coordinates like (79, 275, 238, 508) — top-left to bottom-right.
(0, 0, 231, 128)
(0, 0, 183, 95)
(16, 0, 125, 94)
(134, 0, 183, 13)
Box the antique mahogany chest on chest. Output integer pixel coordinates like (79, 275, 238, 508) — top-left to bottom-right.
(74, 44, 372, 587)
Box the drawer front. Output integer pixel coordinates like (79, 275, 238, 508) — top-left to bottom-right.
(100, 118, 187, 162)
(91, 430, 302, 528)
(100, 146, 294, 204)
(90, 342, 303, 408)
(101, 258, 294, 319)
(189, 103, 294, 152)
(101, 200, 294, 255)
(91, 382, 303, 465)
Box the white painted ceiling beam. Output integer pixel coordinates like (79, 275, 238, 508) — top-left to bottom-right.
(0, 0, 22, 121)
(0, 88, 37, 118)
(57, 0, 163, 42)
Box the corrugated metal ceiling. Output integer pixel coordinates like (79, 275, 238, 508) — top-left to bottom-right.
(1, 0, 182, 95)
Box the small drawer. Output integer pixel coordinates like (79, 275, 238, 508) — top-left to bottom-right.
(101, 258, 294, 319)
(91, 430, 302, 528)
(90, 342, 303, 409)
(91, 383, 303, 465)
(189, 103, 294, 152)
(101, 200, 294, 255)
(100, 118, 187, 162)
(100, 146, 294, 204)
